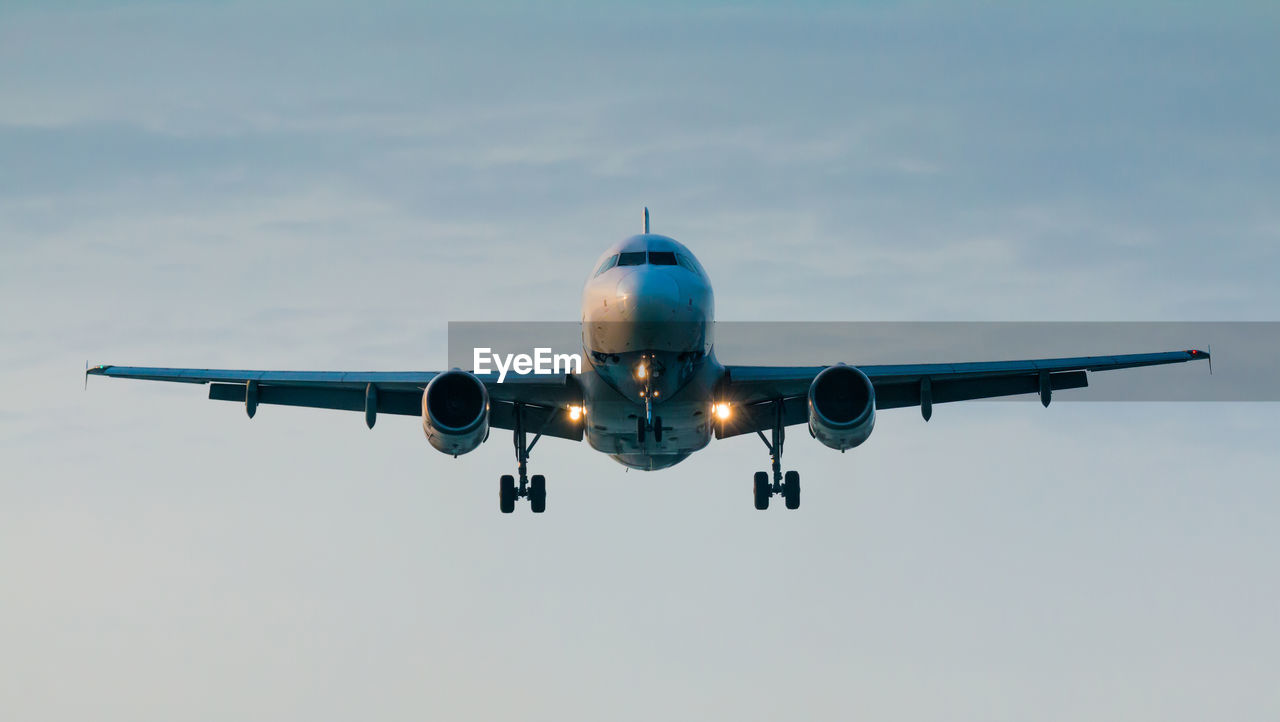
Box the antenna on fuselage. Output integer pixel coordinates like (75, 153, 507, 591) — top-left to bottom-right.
(643, 207, 649, 234)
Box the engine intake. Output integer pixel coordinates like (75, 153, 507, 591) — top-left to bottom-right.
(422, 370, 489, 455)
(808, 364, 876, 451)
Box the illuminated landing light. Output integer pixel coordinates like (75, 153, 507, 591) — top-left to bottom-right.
(713, 402, 732, 421)
(568, 405, 583, 422)
(636, 363, 647, 380)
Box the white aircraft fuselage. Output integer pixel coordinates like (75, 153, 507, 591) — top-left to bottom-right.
(579, 233, 721, 470)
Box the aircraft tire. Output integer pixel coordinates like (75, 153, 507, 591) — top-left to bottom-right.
(499, 474, 516, 514)
(753, 471, 770, 510)
(530, 474, 547, 513)
(784, 470, 800, 510)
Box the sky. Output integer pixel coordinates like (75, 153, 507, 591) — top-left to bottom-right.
(2, 1, 1278, 720)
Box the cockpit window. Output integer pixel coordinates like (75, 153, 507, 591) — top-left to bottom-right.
(594, 254, 618, 276)
(597, 250, 701, 275)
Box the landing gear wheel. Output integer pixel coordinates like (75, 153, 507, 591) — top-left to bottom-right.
(499, 474, 516, 514)
(783, 470, 800, 510)
(529, 474, 547, 513)
(636, 416, 646, 444)
(653, 417, 663, 443)
(753, 471, 771, 510)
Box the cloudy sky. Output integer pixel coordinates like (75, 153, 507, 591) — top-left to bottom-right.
(2, 2, 1278, 720)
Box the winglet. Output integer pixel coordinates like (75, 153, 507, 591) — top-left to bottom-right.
(85, 363, 111, 387)
(1186, 348, 1211, 373)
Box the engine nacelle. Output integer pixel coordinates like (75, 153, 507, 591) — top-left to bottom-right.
(808, 364, 876, 451)
(422, 370, 489, 455)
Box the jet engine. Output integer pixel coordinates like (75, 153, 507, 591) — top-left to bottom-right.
(808, 364, 876, 451)
(421, 370, 489, 455)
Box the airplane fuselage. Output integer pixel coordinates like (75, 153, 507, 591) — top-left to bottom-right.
(579, 234, 721, 470)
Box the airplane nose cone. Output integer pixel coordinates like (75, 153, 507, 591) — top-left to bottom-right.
(614, 269, 683, 323)
(584, 266, 709, 354)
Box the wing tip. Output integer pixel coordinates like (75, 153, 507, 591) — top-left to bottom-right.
(1186, 349, 1210, 360)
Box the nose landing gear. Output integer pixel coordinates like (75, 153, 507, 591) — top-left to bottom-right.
(635, 356, 664, 445)
(636, 415, 663, 444)
(752, 400, 801, 510)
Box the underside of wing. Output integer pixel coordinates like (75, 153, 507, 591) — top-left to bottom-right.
(86, 365, 585, 441)
(716, 349, 1209, 439)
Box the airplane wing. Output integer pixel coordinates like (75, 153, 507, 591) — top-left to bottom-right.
(85, 365, 585, 440)
(715, 349, 1210, 439)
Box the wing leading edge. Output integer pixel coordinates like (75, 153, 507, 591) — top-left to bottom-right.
(716, 349, 1210, 439)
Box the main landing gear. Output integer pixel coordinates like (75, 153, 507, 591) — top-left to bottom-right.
(500, 403, 548, 514)
(753, 401, 800, 510)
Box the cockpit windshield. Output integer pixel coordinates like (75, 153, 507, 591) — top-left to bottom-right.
(594, 250, 701, 276)
(594, 255, 619, 276)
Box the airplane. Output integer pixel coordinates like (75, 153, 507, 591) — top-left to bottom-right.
(87, 210, 1210, 513)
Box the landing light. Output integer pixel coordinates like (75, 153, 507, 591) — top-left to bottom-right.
(713, 402, 732, 421)
(636, 363, 647, 380)
(568, 405, 583, 422)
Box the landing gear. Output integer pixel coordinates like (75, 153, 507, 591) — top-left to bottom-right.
(783, 470, 800, 510)
(636, 359, 662, 445)
(499, 474, 516, 514)
(753, 471, 770, 510)
(752, 400, 801, 511)
(530, 474, 546, 514)
(499, 402, 551, 514)
(636, 415, 663, 444)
